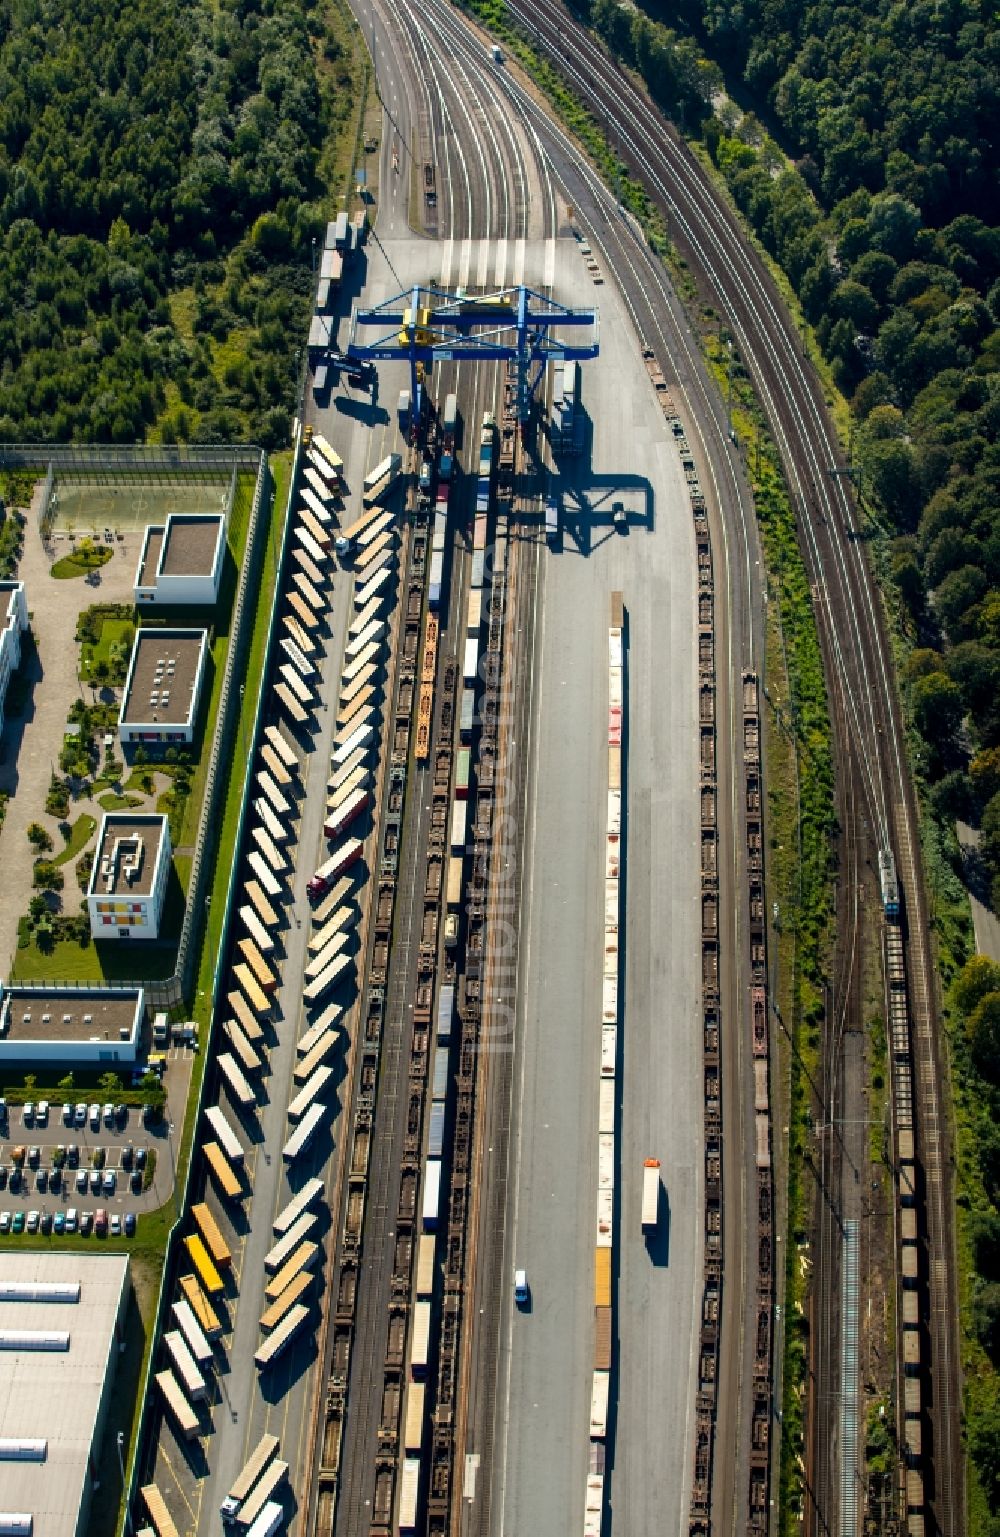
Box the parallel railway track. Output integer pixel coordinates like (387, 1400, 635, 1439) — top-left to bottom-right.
(497, 3, 962, 1530)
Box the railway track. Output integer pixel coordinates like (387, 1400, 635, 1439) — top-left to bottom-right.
(498, 3, 962, 1529)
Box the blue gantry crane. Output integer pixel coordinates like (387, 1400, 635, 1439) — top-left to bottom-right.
(346, 284, 600, 429)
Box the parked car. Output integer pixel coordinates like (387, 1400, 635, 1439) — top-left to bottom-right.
(40, 1211, 52, 1234)
(79, 1211, 93, 1236)
(0, 1166, 7, 1190)
(121, 1145, 134, 1171)
(12, 1211, 25, 1234)
(54, 1212, 66, 1235)
(26, 1210, 40, 1233)
(124, 1212, 137, 1237)
(103, 1103, 114, 1127)
(23, 1102, 34, 1126)
(36, 1101, 49, 1126)
(514, 1268, 530, 1305)
(89, 1169, 102, 1194)
(92, 1146, 106, 1169)
(67, 1145, 79, 1168)
(9, 1169, 22, 1194)
(103, 1170, 116, 1196)
(94, 1209, 108, 1236)
(27, 1146, 40, 1168)
(89, 1105, 101, 1131)
(76, 1170, 88, 1194)
(110, 1214, 122, 1237)
(35, 1169, 47, 1193)
(130, 1170, 143, 1195)
(65, 1209, 78, 1233)
(74, 1103, 87, 1127)
(49, 1169, 61, 1193)
(0, 1211, 10, 1234)
(135, 1148, 148, 1170)
(115, 1104, 127, 1127)
(62, 1103, 74, 1126)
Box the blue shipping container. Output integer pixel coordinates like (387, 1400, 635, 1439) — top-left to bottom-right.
(437, 984, 454, 1043)
(428, 1102, 446, 1158)
(432, 1043, 450, 1099)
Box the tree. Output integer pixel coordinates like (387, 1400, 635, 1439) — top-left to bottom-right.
(911, 671, 964, 753)
(26, 821, 52, 853)
(98, 1071, 121, 1093)
(934, 565, 988, 638)
(974, 1282, 1000, 1365)
(971, 749, 1000, 806)
(969, 994, 1000, 1082)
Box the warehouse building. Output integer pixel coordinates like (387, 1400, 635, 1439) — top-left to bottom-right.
(0, 578, 28, 736)
(0, 984, 144, 1065)
(134, 512, 225, 607)
(86, 814, 172, 940)
(118, 627, 208, 747)
(0, 1253, 131, 1537)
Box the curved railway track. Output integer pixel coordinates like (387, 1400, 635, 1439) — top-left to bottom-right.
(498, 2, 962, 1531)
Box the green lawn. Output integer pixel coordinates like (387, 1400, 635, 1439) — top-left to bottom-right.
(52, 813, 97, 867)
(80, 616, 134, 680)
(51, 543, 113, 579)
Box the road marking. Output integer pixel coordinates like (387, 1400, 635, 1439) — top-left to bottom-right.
(494, 237, 507, 288)
(543, 236, 556, 292)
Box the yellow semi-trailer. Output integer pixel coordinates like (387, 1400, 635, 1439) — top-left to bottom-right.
(178, 1273, 223, 1339)
(286, 588, 319, 633)
(203, 1141, 243, 1201)
(244, 879, 279, 930)
(142, 1484, 181, 1537)
(259, 1269, 314, 1334)
(191, 1202, 232, 1268)
(264, 1241, 320, 1301)
(260, 741, 293, 786)
(227, 986, 265, 1042)
(294, 1029, 339, 1086)
(184, 1235, 225, 1298)
(223, 1019, 261, 1077)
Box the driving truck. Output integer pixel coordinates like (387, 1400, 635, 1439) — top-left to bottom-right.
(642, 1158, 661, 1229)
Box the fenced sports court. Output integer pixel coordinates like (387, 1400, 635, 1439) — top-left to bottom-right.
(44, 472, 231, 537)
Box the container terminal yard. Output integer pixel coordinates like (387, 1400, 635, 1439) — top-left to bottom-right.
(125, 0, 957, 1534)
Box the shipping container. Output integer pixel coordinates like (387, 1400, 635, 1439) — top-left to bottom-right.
(409, 1300, 431, 1376)
(361, 453, 402, 506)
(233, 1460, 290, 1529)
(446, 856, 463, 910)
(422, 1159, 442, 1230)
(192, 1203, 232, 1268)
(178, 1273, 223, 1340)
(590, 1370, 610, 1438)
(332, 722, 375, 767)
(594, 1307, 612, 1372)
(258, 1270, 314, 1335)
(239, 903, 274, 957)
(203, 1141, 243, 1201)
(459, 687, 475, 740)
(233, 964, 270, 1021)
(286, 1066, 334, 1123)
(273, 1177, 325, 1237)
(183, 1235, 225, 1299)
(463, 636, 479, 685)
(642, 1159, 661, 1228)
(228, 985, 264, 1043)
(171, 1300, 214, 1370)
(295, 1030, 340, 1085)
(354, 564, 394, 609)
(282, 1102, 328, 1163)
(416, 1233, 436, 1298)
(155, 1369, 199, 1440)
(264, 1211, 319, 1274)
(273, 683, 307, 726)
(304, 931, 350, 982)
(264, 1244, 319, 1303)
(595, 1246, 611, 1308)
(253, 797, 290, 850)
(237, 938, 277, 994)
(398, 1455, 420, 1531)
(164, 1330, 208, 1402)
(403, 1382, 426, 1455)
(432, 1043, 450, 1101)
(428, 1101, 446, 1158)
(142, 1483, 181, 1537)
(218, 1051, 257, 1111)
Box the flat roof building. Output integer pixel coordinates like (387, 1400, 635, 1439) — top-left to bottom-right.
(0, 1253, 131, 1537)
(0, 579, 28, 736)
(119, 627, 208, 747)
(134, 512, 225, 607)
(0, 985, 144, 1064)
(86, 814, 172, 939)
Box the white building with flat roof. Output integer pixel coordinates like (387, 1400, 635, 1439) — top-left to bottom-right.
(118, 627, 208, 747)
(0, 579, 28, 736)
(0, 985, 144, 1065)
(134, 512, 225, 606)
(0, 1253, 131, 1537)
(86, 814, 171, 939)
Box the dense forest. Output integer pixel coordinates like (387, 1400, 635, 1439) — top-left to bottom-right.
(0, 0, 356, 446)
(575, 0, 1000, 1519)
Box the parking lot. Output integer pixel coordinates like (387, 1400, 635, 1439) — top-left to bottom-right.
(0, 1050, 192, 1239)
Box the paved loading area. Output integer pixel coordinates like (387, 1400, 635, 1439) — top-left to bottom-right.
(483, 243, 704, 1536)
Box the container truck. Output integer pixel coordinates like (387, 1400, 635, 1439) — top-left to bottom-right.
(642, 1158, 661, 1229)
(545, 495, 559, 543)
(308, 837, 364, 901)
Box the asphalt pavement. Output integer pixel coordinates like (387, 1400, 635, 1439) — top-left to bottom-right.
(489, 246, 704, 1536)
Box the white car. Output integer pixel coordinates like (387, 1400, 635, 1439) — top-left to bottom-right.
(36, 1100, 49, 1126)
(89, 1105, 101, 1130)
(514, 1269, 530, 1305)
(0, 1211, 10, 1234)
(65, 1209, 79, 1233)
